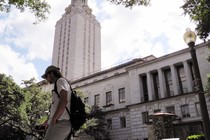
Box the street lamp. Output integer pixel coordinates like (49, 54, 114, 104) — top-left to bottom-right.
(183, 28, 210, 140)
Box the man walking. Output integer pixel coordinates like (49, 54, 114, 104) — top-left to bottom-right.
(41, 65, 71, 140)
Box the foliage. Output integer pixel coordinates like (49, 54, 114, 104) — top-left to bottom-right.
(107, 0, 150, 7)
(0, 0, 50, 24)
(0, 74, 26, 140)
(81, 105, 110, 140)
(181, 0, 210, 40)
(74, 89, 110, 139)
(0, 74, 50, 140)
(21, 78, 51, 139)
(75, 89, 86, 98)
(151, 115, 175, 140)
(186, 134, 205, 140)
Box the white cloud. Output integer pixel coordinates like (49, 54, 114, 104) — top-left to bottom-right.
(0, 0, 71, 61)
(0, 45, 38, 84)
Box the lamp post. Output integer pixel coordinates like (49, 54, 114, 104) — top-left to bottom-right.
(183, 28, 210, 140)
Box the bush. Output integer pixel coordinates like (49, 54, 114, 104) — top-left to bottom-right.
(186, 134, 205, 140)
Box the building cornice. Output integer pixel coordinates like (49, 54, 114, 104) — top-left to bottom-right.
(73, 72, 127, 88)
(71, 57, 146, 83)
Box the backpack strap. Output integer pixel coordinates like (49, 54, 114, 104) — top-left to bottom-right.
(53, 79, 71, 117)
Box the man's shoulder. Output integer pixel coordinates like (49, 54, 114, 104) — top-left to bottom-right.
(57, 78, 67, 82)
(57, 78, 70, 85)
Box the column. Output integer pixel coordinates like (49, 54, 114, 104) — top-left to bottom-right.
(183, 61, 193, 92)
(170, 65, 179, 96)
(158, 69, 165, 98)
(147, 72, 153, 101)
(129, 70, 140, 104)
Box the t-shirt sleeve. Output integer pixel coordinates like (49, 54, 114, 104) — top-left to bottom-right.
(57, 78, 69, 94)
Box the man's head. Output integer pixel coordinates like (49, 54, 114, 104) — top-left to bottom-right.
(42, 65, 62, 84)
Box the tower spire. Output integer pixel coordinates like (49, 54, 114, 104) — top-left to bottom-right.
(71, 0, 87, 5)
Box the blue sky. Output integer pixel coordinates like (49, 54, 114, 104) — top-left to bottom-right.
(0, 0, 203, 84)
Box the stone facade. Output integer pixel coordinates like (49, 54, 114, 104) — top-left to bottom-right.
(68, 44, 210, 140)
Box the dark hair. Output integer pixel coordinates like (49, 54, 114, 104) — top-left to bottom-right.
(52, 70, 63, 78)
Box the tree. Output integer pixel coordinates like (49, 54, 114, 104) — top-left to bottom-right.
(0, 74, 51, 140)
(0, 0, 50, 24)
(82, 105, 110, 140)
(108, 0, 210, 40)
(0, 74, 26, 140)
(107, 0, 150, 7)
(21, 78, 51, 140)
(182, 0, 210, 41)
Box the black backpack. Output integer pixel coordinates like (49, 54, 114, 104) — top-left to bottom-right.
(53, 79, 87, 136)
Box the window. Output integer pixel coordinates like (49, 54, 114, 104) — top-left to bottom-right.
(142, 112, 149, 124)
(141, 75, 149, 102)
(119, 88, 125, 103)
(84, 97, 89, 104)
(107, 119, 112, 129)
(106, 91, 112, 105)
(152, 72, 160, 100)
(166, 106, 175, 114)
(94, 94, 100, 106)
(154, 109, 161, 113)
(195, 102, 201, 116)
(181, 104, 190, 118)
(120, 117, 126, 128)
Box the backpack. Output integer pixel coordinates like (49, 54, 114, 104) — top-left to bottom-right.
(53, 79, 87, 136)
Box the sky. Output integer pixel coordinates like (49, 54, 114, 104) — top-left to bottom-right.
(0, 0, 203, 85)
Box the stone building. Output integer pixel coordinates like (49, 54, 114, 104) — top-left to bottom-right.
(69, 43, 210, 140)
